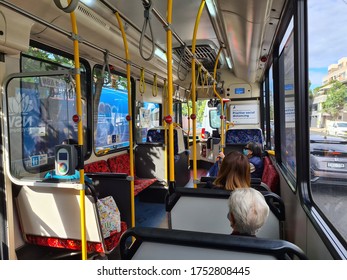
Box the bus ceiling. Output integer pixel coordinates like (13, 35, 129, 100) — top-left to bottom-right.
(2, 0, 286, 85)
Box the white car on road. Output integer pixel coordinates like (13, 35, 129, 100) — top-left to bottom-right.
(327, 121, 347, 137)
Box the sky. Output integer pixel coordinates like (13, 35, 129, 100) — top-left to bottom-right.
(308, 0, 347, 90)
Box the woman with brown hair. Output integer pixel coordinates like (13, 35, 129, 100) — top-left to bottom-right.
(213, 151, 251, 191)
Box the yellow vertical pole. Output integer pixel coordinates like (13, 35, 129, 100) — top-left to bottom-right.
(191, 0, 206, 188)
(187, 98, 191, 164)
(115, 12, 135, 228)
(213, 47, 224, 154)
(163, 80, 168, 183)
(167, 0, 175, 190)
(69, 10, 87, 260)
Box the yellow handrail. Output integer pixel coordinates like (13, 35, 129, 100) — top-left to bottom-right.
(69, 8, 87, 260)
(167, 0, 175, 189)
(163, 80, 168, 183)
(191, 0, 206, 188)
(139, 68, 146, 95)
(152, 73, 158, 97)
(186, 96, 191, 160)
(115, 12, 135, 229)
(213, 47, 225, 154)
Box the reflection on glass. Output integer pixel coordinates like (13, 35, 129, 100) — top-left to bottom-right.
(6, 75, 87, 179)
(280, 31, 296, 176)
(269, 66, 275, 150)
(94, 71, 129, 153)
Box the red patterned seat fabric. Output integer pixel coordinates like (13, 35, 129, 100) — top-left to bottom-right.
(261, 156, 279, 194)
(134, 178, 158, 196)
(108, 154, 157, 196)
(107, 154, 132, 175)
(25, 221, 127, 253)
(84, 160, 111, 173)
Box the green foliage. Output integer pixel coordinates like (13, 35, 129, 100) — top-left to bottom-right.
(182, 100, 207, 125)
(323, 81, 347, 120)
(23, 47, 74, 71)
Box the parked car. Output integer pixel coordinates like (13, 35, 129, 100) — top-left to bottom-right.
(326, 121, 347, 137)
(310, 134, 347, 184)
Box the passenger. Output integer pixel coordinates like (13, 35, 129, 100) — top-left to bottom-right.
(227, 188, 269, 236)
(212, 151, 251, 191)
(243, 142, 264, 179)
(206, 151, 224, 177)
(207, 142, 263, 179)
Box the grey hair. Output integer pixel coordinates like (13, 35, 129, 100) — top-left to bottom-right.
(228, 188, 269, 235)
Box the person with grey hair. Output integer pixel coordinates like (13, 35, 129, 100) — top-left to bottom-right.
(227, 188, 269, 236)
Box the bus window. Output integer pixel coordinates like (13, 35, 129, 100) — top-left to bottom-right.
(2, 46, 91, 180)
(308, 0, 347, 245)
(182, 100, 207, 138)
(5, 73, 88, 180)
(209, 108, 220, 129)
(21, 45, 90, 155)
(280, 27, 296, 178)
(269, 65, 275, 150)
(93, 66, 130, 154)
(136, 102, 161, 143)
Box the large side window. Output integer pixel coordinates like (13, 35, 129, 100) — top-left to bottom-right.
(280, 29, 296, 177)
(269, 65, 275, 150)
(5, 45, 90, 180)
(308, 0, 347, 245)
(135, 101, 161, 143)
(93, 66, 131, 154)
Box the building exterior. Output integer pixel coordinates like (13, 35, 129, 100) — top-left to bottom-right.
(311, 57, 347, 128)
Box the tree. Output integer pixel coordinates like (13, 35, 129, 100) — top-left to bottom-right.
(323, 81, 347, 120)
(182, 100, 207, 126)
(23, 47, 74, 71)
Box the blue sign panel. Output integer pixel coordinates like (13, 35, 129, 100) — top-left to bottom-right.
(235, 88, 245, 94)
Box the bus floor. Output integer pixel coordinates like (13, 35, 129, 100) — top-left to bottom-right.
(134, 168, 208, 228)
(135, 196, 168, 228)
(111, 168, 209, 260)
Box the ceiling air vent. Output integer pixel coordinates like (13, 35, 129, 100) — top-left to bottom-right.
(174, 44, 221, 72)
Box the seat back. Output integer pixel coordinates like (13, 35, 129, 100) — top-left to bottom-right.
(225, 128, 264, 145)
(166, 187, 284, 239)
(120, 227, 307, 260)
(224, 128, 264, 155)
(262, 156, 280, 194)
(16, 186, 103, 243)
(134, 143, 165, 179)
(144, 127, 190, 187)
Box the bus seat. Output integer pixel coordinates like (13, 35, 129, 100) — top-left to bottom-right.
(261, 156, 280, 194)
(134, 143, 166, 179)
(15, 185, 127, 257)
(206, 137, 221, 149)
(87, 173, 132, 228)
(139, 127, 190, 187)
(199, 176, 266, 191)
(84, 160, 111, 173)
(225, 128, 264, 145)
(85, 153, 158, 197)
(224, 128, 264, 155)
(120, 227, 307, 260)
(107, 153, 158, 195)
(165, 187, 284, 239)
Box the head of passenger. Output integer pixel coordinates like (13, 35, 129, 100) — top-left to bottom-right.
(243, 142, 264, 179)
(227, 188, 269, 236)
(213, 151, 250, 191)
(243, 141, 262, 158)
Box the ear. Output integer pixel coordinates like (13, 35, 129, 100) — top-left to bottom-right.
(229, 212, 235, 227)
